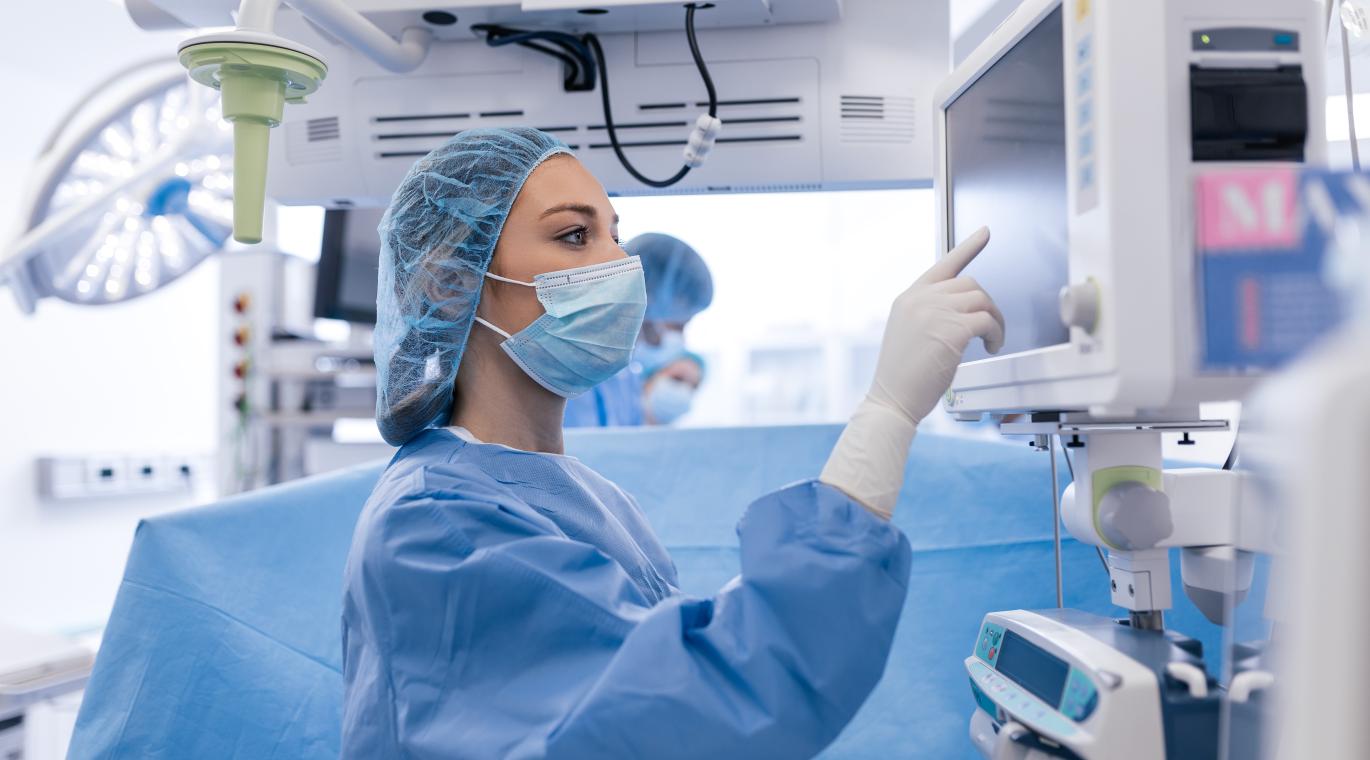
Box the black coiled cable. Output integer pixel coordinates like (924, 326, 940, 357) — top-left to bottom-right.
(585, 3, 718, 188)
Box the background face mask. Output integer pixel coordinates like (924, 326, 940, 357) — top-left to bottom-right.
(634, 328, 686, 375)
(476, 258, 647, 398)
(646, 376, 695, 424)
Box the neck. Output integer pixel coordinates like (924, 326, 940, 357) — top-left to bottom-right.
(449, 327, 566, 454)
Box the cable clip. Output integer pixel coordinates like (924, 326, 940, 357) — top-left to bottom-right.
(682, 114, 722, 168)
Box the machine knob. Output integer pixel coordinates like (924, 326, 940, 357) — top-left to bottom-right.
(1097, 481, 1173, 550)
(1058, 280, 1100, 333)
(1096, 670, 1123, 690)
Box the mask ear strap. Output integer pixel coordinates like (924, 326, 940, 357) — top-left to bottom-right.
(473, 316, 512, 340)
(485, 271, 534, 287)
(479, 270, 531, 339)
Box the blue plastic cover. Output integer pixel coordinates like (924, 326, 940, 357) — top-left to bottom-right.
(69, 426, 1255, 758)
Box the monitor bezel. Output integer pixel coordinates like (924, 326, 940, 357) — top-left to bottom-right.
(934, 0, 1098, 408)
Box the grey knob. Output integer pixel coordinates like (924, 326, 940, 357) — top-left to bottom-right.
(1058, 281, 1100, 332)
(1097, 480, 1173, 550)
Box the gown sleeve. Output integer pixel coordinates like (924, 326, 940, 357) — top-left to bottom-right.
(346, 478, 912, 760)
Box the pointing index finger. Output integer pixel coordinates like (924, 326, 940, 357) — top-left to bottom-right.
(918, 226, 990, 285)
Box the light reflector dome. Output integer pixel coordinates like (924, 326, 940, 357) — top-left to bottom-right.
(18, 66, 234, 308)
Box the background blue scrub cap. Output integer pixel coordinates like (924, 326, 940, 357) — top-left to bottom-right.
(374, 127, 571, 446)
(626, 233, 714, 323)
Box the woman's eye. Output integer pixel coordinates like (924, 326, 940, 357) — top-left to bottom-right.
(560, 228, 587, 246)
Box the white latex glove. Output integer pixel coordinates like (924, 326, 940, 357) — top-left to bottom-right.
(821, 227, 1005, 518)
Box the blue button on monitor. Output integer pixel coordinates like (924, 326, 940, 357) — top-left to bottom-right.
(1274, 33, 1294, 46)
(977, 623, 1005, 665)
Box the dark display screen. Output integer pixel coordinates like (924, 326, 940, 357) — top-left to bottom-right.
(314, 207, 385, 324)
(995, 629, 1069, 706)
(945, 5, 1069, 361)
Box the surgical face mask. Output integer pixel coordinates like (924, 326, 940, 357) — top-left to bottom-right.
(475, 257, 647, 398)
(645, 376, 695, 424)
(635, 327, 686, 373)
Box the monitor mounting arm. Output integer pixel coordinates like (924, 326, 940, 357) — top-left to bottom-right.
(1003, 415, 1271, 632)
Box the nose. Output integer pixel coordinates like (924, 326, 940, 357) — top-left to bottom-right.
(593, 235, 629, 265)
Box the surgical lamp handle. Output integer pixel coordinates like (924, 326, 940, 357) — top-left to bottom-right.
(236, 0, 432, 73)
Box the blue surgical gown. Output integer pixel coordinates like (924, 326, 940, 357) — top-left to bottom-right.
(341, 428, 912, 759)
(563, 365, 644, 427)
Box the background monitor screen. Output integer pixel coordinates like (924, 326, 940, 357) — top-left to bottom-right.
(945, 6, 1069, 361)
(315, 208, 386, 324)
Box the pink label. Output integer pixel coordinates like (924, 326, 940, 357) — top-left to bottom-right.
(1195, 168, 1299, 252)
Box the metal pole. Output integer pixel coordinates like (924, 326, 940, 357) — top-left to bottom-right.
(1050, 435, 1063, 607)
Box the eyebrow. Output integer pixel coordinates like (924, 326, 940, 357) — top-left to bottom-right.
(540, 203, 620, 223)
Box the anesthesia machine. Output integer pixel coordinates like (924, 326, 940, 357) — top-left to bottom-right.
(937, 0, 1341, 758)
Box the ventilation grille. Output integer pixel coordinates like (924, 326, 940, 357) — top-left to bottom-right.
(307, 116, 340, 142)
(367, 97, 806, 160)
(286, 116, 343, 165)
(839, 95, 916, 144)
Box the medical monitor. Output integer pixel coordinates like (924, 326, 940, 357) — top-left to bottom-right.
(931, 0, 1326, 416)
(945, 6, 1068, 362)
(933, 0, 1325, 417)
(314, 208, 384, 325)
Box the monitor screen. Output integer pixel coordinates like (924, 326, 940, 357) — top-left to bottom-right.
(995, 629, 1069, 706)
(945, 5, 1069, 361)
(315, 208, 386, 324)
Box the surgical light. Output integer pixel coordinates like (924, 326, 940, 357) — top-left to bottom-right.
(1, 61, 234, 313)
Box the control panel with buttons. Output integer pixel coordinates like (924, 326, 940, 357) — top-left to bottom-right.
(969, 620, 1100, 739)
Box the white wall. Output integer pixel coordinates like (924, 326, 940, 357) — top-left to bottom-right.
(0, 2, 220, 635)
(950, 0, 1011, 40)
(614, 189, 937, 426)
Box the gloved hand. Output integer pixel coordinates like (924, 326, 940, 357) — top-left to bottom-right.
(821, 227, 1005, 518)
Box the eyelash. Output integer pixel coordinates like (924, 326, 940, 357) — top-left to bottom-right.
(559, 226, 622, 247)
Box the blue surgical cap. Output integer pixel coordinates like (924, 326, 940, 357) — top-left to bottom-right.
(374, 127, 571, 446)
(644, 349, 708, 382)
(626, 233, 714, 323)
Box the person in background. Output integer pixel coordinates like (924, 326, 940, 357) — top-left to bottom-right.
(641, 350, 705, 425)
(563, 232, 713, 427)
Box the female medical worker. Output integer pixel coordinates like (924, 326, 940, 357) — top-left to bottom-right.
(341, 128, 1004, 759)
